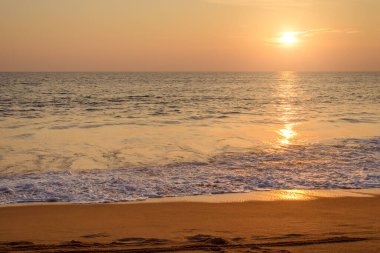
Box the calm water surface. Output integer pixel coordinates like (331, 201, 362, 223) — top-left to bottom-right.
(0, 72, 379, 203)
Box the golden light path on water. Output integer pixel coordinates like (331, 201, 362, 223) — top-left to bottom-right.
(276, 71, 298, 146)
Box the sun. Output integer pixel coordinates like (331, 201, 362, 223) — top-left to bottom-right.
(279, 32, 299, 45)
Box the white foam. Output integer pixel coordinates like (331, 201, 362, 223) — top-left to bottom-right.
(0, 137, 379, 204)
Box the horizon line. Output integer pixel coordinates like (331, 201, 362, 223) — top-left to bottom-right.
(1, 70, 380, 73)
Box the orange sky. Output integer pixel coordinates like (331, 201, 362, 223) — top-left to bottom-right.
(0, 0, 379, 71)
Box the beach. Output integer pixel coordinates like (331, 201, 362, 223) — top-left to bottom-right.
(1, 191, 379, 253)
(1, 0, 380, 251)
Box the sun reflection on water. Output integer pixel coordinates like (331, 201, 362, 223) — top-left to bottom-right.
(276, 190, 313, 200)
(276, 71, 298, 146)
(278, 123, 297, 145)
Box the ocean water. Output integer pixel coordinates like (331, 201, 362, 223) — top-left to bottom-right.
(0, 72, 379, 203)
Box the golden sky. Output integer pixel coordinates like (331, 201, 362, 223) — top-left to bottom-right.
(0, 0, 379, 71)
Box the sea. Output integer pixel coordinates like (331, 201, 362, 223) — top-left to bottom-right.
(0, 72, 379, 204)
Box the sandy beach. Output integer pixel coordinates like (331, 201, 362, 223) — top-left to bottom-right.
(2, 0, 380, 252)
(0, 191, 379, 253)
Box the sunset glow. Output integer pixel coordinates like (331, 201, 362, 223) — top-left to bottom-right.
(0, 0, 379, 71)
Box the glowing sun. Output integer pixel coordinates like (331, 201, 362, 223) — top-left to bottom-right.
(279, 32, 299, 45)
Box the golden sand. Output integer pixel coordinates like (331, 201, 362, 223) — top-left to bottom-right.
(0, 192, 379, 252)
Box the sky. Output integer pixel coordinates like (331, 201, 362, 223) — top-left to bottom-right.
(0, 0, 379, 71)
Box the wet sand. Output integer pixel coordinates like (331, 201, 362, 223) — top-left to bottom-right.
(0, 194, 379, 253)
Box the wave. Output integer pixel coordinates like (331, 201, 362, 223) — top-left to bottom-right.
(0, 137, 379, 204)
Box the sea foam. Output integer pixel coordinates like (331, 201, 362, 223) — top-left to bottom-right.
(1, 137, 379, 204)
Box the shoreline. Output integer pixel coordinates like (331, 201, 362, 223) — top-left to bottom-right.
(1, 188, 379, 207)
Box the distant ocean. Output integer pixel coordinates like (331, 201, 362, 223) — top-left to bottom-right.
(0, 72, 379, 204)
